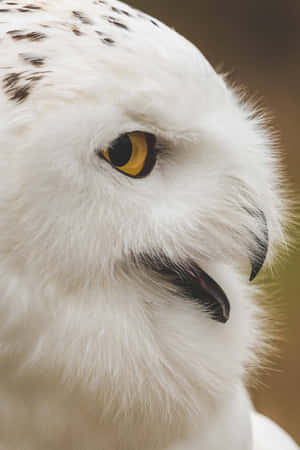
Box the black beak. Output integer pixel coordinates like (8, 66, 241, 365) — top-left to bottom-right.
(140, 254, 230, 324)
(248, 209, 269, 282)
(137, 210, 268, 325)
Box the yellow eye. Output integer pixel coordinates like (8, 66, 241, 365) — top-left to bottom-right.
(101, 132, 157, 178)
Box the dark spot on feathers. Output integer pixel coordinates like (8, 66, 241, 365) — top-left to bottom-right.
(3, 70, 48, 103)
(150, 19, 159, 27)
(106, 16, 129, 30)
(95, 30, 103, 36)
(3, 72, 21, 89)
(18, 8, 32, 12)
(121, 10, 132, 17)
(136, 11, 160, 27)
(8, 30, 47, 41)
(3, 72, 30, 102)
(10, 85, 31, 102)
(72, 26, 82, 36)
(72, 10, 93, 25)
(111, 6, 132, 17)
(26, 32, 47, 40)
(20, 53, 45, 66)
(23, 4, 42, 9)
(102, 37, 115, 45)
(0, 8, 9, 11)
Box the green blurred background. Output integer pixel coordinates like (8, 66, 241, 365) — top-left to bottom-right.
(130, 0, 300, 442)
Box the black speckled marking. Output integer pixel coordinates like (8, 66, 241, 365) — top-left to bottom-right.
(72, 10, 93, 25)
(3, 72, 21, 89)
(95, 30, 103, 36)
(121, 9, 132, 17)
(106, 16, 129, 30)
(20, 53, 45, 66)
(26, 32, 47, 41)
(136, 11, 160, 27)
(8, 30, 47, 41)
(3, 70, 48, 103)
(23, 4, 42, 9)
(111, 6, 132, 17)
(72, 25, 82, 36)
(102, 37, 115, 45)
(10, 85, 31, 102)
(0, 8, 9, 11)
(150, 19, 159, 27)
(3, 72, 30, 102)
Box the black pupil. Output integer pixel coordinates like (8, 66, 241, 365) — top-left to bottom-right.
(108, 134, 133, 167)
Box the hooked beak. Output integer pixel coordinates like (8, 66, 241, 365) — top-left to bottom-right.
(138, 210, 268, 325)
(249, 209, 269, 282)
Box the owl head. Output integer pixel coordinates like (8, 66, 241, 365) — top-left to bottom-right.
(0, 0, 285, 433)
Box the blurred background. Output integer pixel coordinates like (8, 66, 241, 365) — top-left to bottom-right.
(130, 0, 300, 442)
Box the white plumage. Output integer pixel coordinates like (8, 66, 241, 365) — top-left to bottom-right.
(0, 0, 298, 449)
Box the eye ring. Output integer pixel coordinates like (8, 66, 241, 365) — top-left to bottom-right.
(100, 131, 157, 178)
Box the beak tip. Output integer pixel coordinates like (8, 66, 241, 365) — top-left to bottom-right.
(248, 208, 269, 282)
(249, 257, 265, 282)
(249, 270, 257, 282)
(249, 265, 259, 283)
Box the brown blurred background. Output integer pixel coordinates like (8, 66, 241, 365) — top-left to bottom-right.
(130, 0, 300, 442)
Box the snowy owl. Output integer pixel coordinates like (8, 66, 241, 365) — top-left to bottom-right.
(0, 0, 298, 449)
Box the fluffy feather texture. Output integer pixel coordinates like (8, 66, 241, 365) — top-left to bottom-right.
(0, 0, 297, 449)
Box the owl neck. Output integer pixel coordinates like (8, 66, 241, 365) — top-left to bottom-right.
(0, 262, 257, 449)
